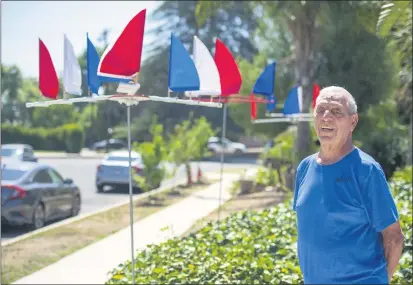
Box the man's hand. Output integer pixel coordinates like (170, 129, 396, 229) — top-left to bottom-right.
(382, 221, 404, 282)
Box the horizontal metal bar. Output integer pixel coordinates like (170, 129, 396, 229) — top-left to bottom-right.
(252, 117, 314, 124)
(25, 95, 223, 108)
(266, 113, 313, 118)
(149, 96, 223, 108)
(25, 95, 116, 108)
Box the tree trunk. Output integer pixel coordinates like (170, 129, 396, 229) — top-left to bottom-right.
(185, 162, 193, 186)
(409, 114, 412, 165)
(288, 4, 319, 168)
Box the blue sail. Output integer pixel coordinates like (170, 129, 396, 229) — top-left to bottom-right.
(253, 62, 276, 97)
(283, 85, 301, 115)
(168, 33, 200, 92)
(252, 62, 276, 112)
(86, 34, 101, 95)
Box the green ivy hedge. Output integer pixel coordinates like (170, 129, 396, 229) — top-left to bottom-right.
(2, 123, 84, 153)
(106, 166, 412, 284)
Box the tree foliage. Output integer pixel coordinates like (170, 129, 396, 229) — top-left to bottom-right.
(133, 116, 167, 193)
(376, 0, 412, 123)
(167, 113, 215, 186)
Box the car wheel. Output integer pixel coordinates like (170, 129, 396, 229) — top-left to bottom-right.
(31, 203, 45, 230)
(234, 149, 243, 155)
(71, 195, 81, 217)
(96, 185, 104, 193)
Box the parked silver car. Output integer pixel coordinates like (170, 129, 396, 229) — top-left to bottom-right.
(95, 150, 145, 193)
(1, 160, 81, 230)
(207, 137, 247, 155)
(1, 144, 38, 162)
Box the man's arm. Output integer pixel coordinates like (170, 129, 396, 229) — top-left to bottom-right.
(382, 221, 404, 282)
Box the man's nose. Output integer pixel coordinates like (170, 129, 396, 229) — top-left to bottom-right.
(322, 110, 334, 120)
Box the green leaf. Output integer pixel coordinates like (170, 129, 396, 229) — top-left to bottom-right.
(377, 1, 411, 37)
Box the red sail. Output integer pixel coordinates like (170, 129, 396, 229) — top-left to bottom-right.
(214, 39, 242, 96)
(39, 39, 59, 99)
(313, 83, 321, 109)
(98, 9, 146, 79)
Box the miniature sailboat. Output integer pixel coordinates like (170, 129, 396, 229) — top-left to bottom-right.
(261, 83, 320, 120)
(283, 85, 303, 115)
(280, 83, 320, 116)
(250, 62, 277, 119)
(39, 39, 59, 100)
(63, 34, 82, 96)
(184, 36, 221, 97)
(97, 9, 146, 95)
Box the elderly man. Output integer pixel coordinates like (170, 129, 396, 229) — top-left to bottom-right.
(293, 86, 404, 284)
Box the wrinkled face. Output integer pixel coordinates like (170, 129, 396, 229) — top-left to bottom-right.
(313, 93, 358, 147)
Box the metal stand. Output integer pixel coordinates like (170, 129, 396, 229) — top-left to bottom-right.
(217, 103, 227, 223)
(127, 105, 135, 285)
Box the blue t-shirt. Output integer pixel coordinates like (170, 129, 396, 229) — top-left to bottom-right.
(293, 147, 399, 284)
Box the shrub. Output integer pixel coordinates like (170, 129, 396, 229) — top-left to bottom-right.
(1, 123, 84, 153)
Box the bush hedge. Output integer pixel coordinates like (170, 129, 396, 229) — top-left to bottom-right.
(2, 123, 84, 153)
(106, 166, 412, 284)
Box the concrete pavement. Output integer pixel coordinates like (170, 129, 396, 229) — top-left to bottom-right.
(13, 173, 240, 284)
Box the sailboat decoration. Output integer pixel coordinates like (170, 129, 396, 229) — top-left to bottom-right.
(97, 9, 146, 96)
(63, 34, 82, 97)
(148, 33, 221, 107)
(252, 82, 321, 122)
(250, 61, 277, 119)
(39, 39, 59, 100)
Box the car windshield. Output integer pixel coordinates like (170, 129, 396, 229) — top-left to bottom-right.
(1, 168, 27, 181)
(1, 149, 18, 157)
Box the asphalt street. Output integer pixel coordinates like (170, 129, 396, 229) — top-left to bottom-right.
(1, 155, 259, 241)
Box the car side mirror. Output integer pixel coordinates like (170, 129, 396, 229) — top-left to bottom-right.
(63, 178, 73, 184)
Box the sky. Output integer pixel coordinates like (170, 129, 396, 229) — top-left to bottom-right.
(1, 1, 161, 78)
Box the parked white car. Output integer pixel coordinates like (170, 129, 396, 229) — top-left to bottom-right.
(95, 150, 145, 193)
(1, 144, 38, 162)
(207, 137, 247, 155)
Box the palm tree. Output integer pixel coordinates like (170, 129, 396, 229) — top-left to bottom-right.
(376, 0, 412, 164)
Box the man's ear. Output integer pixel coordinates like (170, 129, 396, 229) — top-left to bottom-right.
(351, 114, 359, 131)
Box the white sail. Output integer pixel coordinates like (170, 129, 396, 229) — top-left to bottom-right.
(63, 34, 82, 96)
(185, 36, 221, 97)
(297, 86, 303, 113)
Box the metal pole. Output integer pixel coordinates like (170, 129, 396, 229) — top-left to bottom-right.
(217, 103, 227, 223)
(127, 105, 135, 284)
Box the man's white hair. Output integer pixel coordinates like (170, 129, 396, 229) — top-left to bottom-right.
(316, 85, 358, 114)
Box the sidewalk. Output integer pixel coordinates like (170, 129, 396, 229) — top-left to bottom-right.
(13, 174, 239, 284)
